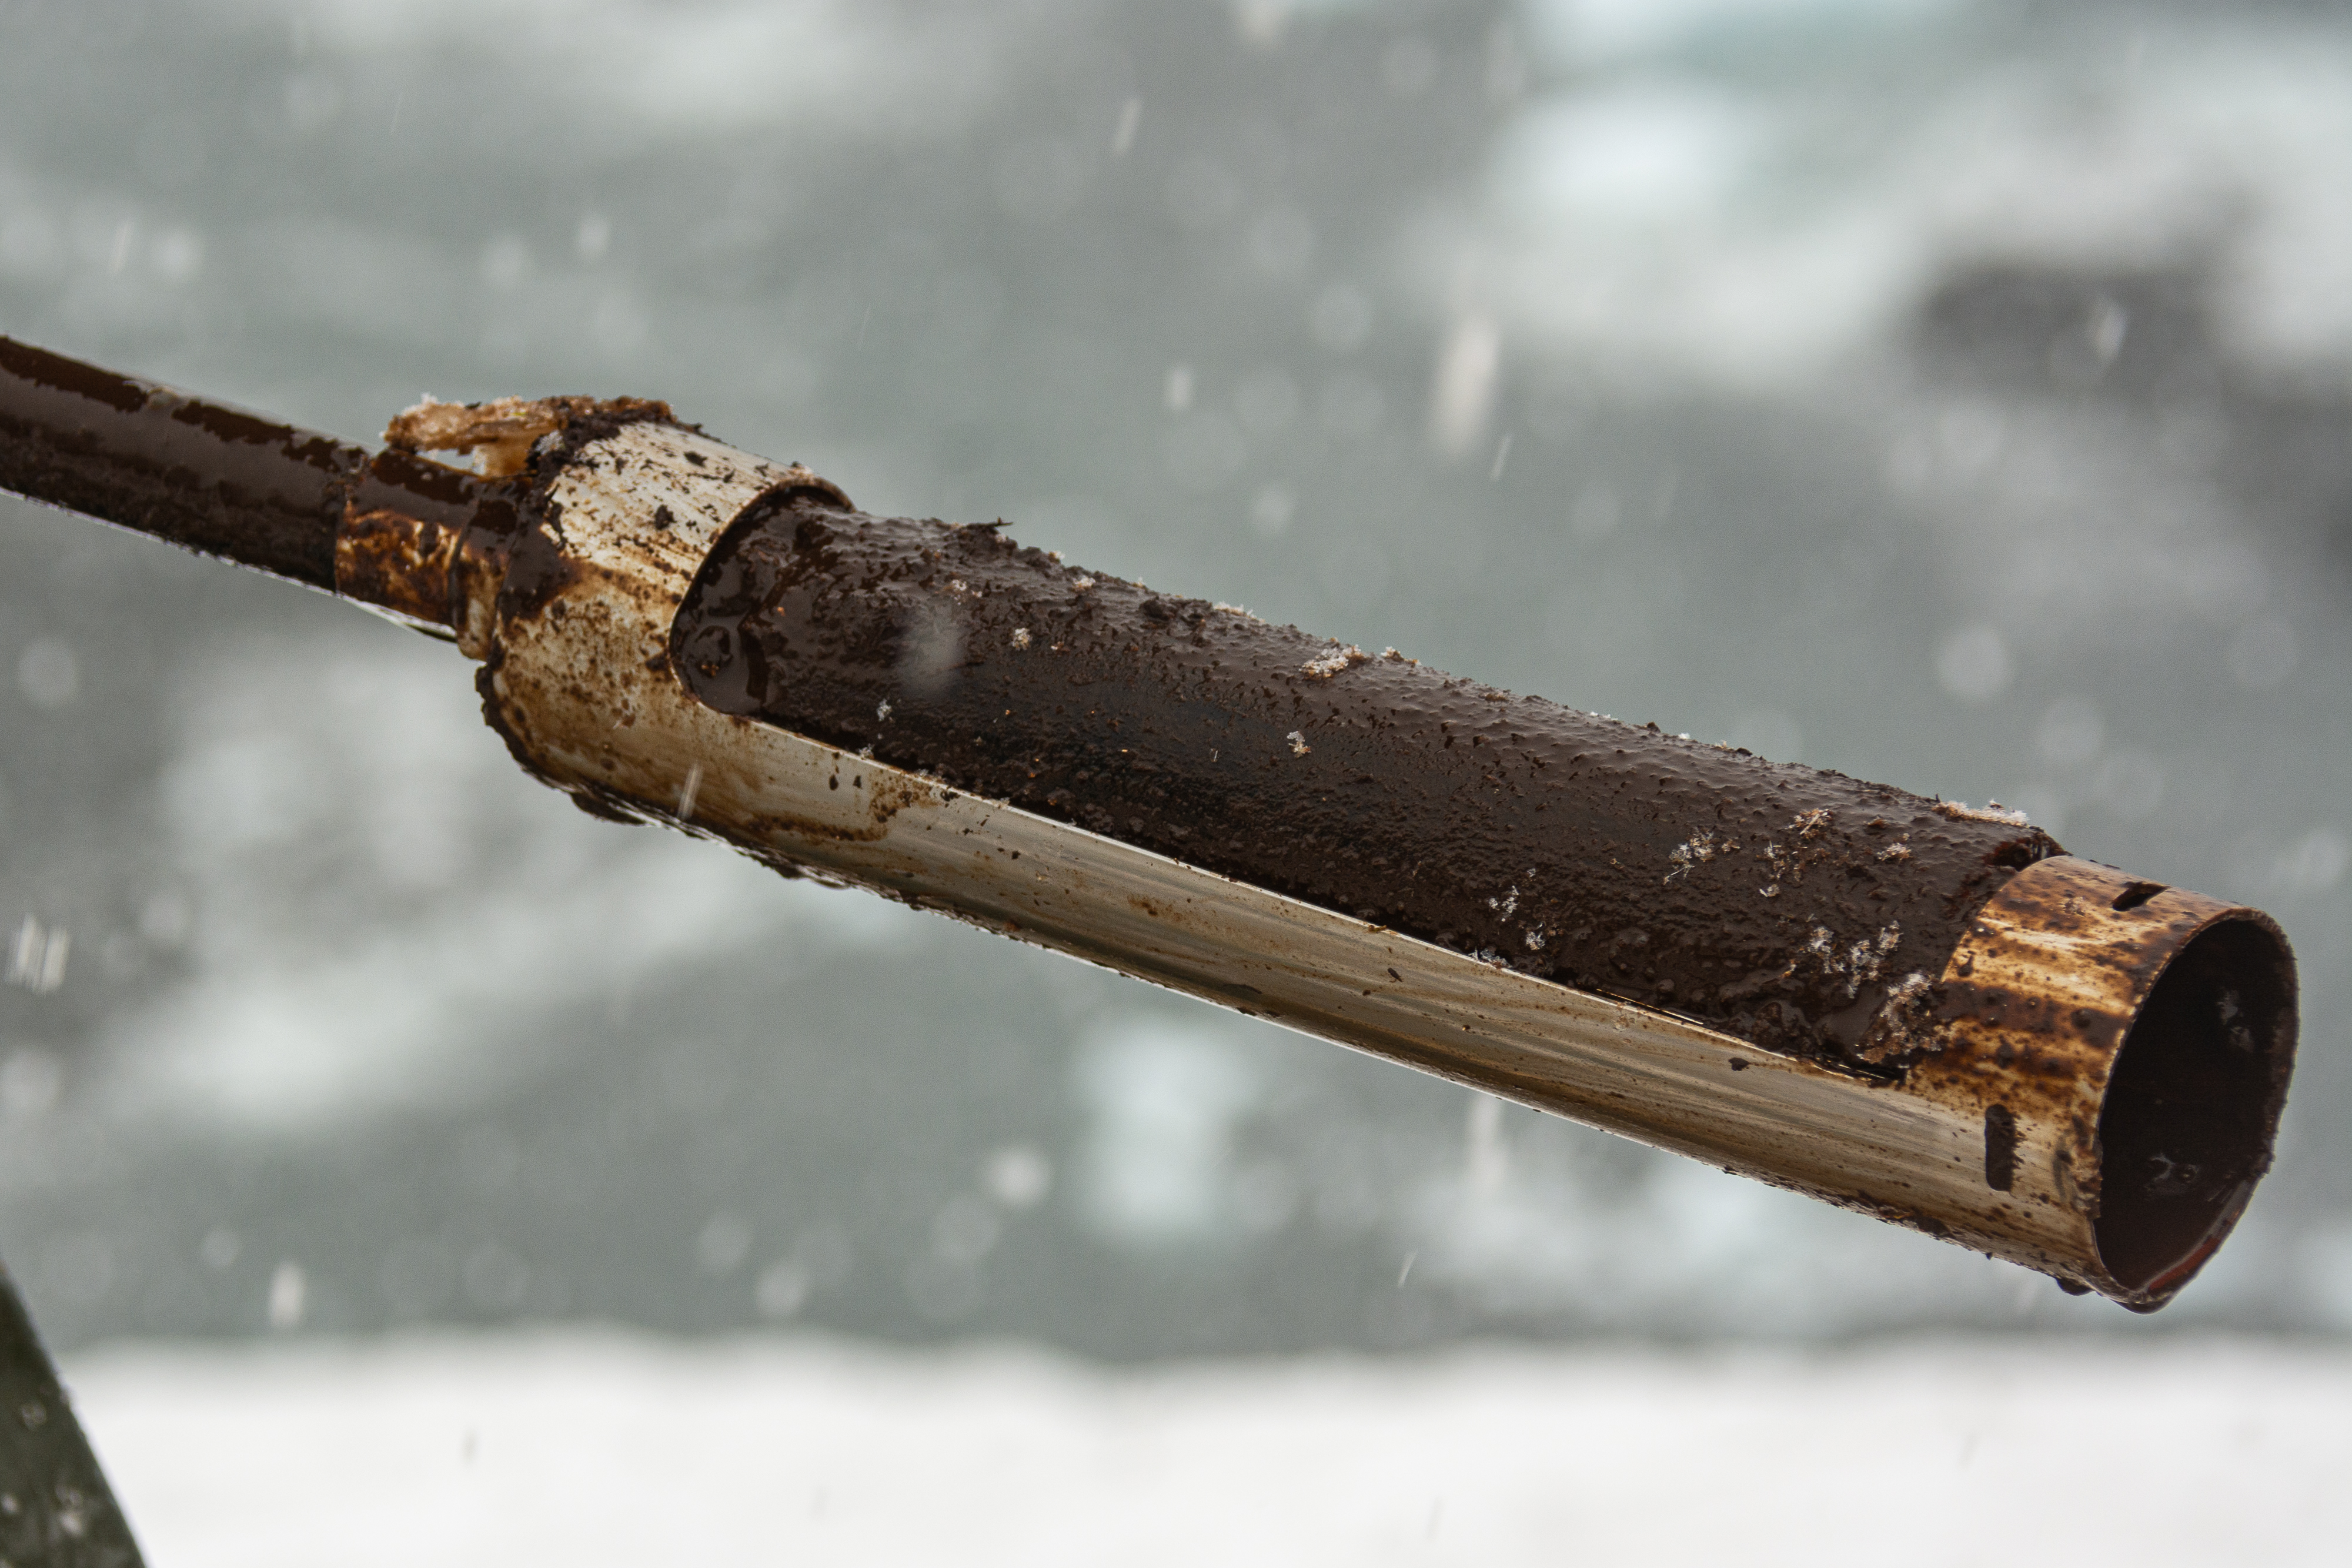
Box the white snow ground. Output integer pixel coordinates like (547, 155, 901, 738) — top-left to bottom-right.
(64, 1332, 2352, 1567)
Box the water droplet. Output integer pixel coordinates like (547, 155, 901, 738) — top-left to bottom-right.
(2087, 295, 2129, 365)
(267, 1261, 306, 1330)
(1428, 313, 1501, 460)
(1465, 1093, 1508, 1194)
(6, 917, 68, 995)
(983, 1144, 1053, 1209)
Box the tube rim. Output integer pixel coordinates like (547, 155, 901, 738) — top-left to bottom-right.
(1904, 855, 2298, 1308)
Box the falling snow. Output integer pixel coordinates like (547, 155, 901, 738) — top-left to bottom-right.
(6, 916, 69, 995)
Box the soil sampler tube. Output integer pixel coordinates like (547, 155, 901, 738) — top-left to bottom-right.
(1, 337, 2298, 1309)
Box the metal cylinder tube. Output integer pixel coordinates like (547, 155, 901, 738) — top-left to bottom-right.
(369, 405, 2293, 1310)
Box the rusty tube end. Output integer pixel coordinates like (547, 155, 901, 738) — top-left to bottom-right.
(2093, 908, 2297, 1309)
(1907, 856, 2297, 1310)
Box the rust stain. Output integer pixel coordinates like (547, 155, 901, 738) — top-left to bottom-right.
(336, 506, 460, 623)
(1889, 854, 2296, 1307)
(330, 444, 525, 647)
(387, 393, 675, 478)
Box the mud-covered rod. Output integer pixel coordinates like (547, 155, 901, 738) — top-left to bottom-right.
(0, 333, 376, 587)
(0, 339, 2298, 1310)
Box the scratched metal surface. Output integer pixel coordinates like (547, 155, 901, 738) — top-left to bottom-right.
(0, 0, 2347, 1350)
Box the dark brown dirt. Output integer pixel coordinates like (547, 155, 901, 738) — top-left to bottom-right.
(671, 492, 2066, 1069)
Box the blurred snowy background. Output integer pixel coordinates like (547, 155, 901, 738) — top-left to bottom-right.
(5, 0, 2350, 1348)
(2, 0, 2350, 1554)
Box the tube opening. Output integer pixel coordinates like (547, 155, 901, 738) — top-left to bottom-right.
(2094, 917, 2296, 1296)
